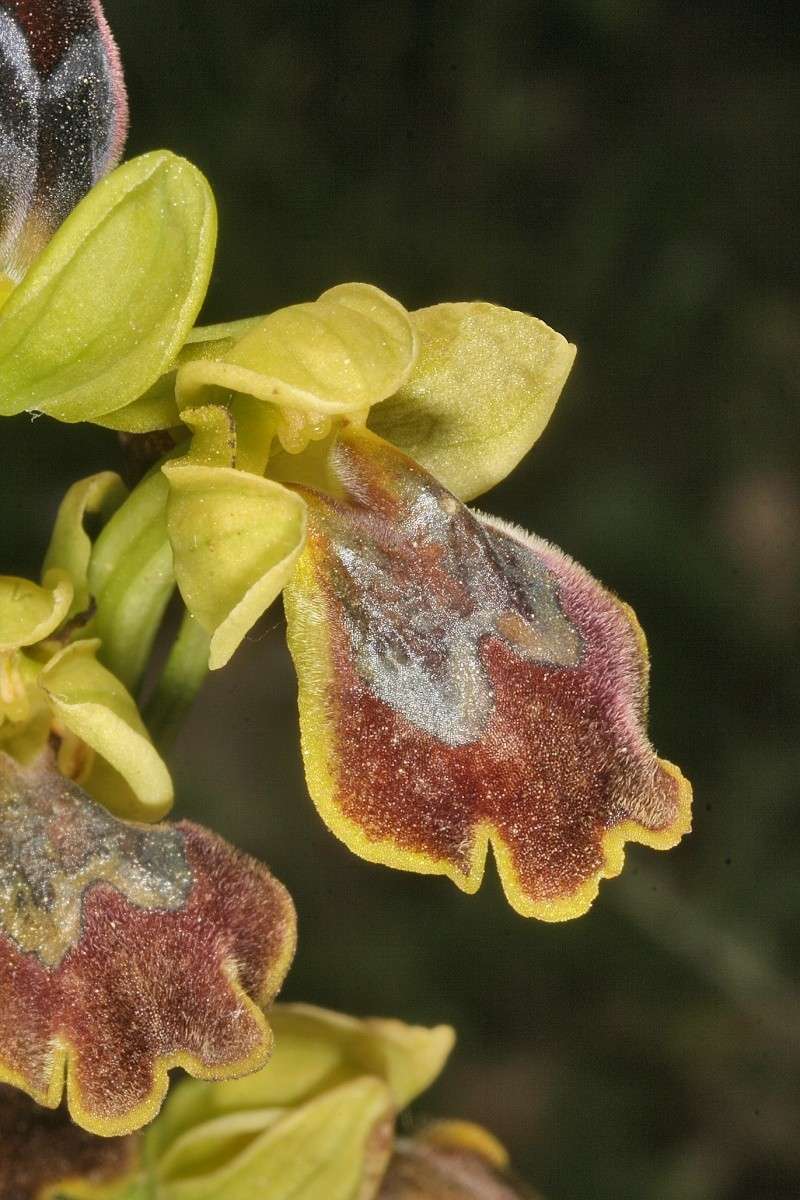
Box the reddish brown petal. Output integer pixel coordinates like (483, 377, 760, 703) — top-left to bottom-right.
(284, 427, 691, 920)
(0, 753, 296, 1136)
(0, 1083, 137, 1200)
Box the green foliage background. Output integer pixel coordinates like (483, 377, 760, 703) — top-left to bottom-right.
(2, 2, 798, 1196)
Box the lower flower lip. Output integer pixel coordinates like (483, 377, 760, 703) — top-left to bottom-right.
(0, 753, 296, 1137)
(284, 426, 691, 919)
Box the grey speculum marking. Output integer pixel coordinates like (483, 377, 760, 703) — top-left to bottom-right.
(0, 3, 122, 275)
(331, 471, 583, 748)
(0, 757, 191, 967)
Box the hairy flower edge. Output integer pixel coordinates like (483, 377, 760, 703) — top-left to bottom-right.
(0, 755, 296, 1137)
(284, 427, 692, 920)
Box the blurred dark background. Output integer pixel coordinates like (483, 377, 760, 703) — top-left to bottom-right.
(2, 2, 799, 1196)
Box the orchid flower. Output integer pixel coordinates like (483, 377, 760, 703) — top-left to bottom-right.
(0, 752, 295, 1139)
(0, 0, 691, 925)
(154, 288, 691, 921)
(0, 1004, 539, 1200)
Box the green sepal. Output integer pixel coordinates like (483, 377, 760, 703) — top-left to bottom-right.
(0, 152, 216, 424)
(40, 639, 174, 820)
(94, 373, 183, 435)
(155, 1110, 284, 1185)
(86, 469, 175, 692)
(43, 473, 128, 617)
(368, 301, 576, 500)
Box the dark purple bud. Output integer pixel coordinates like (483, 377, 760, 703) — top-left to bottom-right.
(0, 0, 128, 277)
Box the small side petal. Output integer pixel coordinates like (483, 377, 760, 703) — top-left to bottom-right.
(40, 640, 173, 820)
(284, 428, 691, 920)
(0, 754, 296, 1137)
(176, 283, 417, 453)
(369, 302, 576, 501)
(163, 460, 307, 671)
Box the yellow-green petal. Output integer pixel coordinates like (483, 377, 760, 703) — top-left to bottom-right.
(43, 474, 128, 617)
(40, 640, 173, 820)
(176, 283, 417, 453)
(155, 1078, 394, 1200)
(163, 457, 307, 672)
(0, 152, 216, 423)
(0, 570, 73, 652)
(369, 302, 576, 501)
